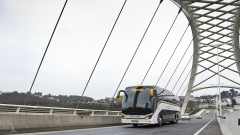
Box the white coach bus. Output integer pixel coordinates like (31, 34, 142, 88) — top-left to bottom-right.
(116, 85, 181, 127)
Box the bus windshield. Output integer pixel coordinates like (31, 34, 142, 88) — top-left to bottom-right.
(122, 87, 152, 109)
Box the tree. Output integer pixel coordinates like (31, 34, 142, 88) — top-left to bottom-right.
(221, 91, 228, 98)
(229, 89, 238, 97)
(187, 100, 195, 110)
(232, 99, 237, 106)
(226, 89, 238, 108)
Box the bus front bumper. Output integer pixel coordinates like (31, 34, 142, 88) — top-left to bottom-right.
(122, 119, 154, 124)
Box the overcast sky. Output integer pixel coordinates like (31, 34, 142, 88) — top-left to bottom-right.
(1, 0, 239, 100)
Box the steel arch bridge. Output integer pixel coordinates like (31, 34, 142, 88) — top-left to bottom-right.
(171, 0, 240, 114)
(8, 0, 239, 114)
(191, 84, 240, 92)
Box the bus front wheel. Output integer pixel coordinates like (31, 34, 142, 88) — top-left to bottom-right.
(156, 115, 162, 127)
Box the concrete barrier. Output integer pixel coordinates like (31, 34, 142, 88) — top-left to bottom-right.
(227, 109, 234, 113)
(0, 114, 121, 134)
(190, 109, 206, 119)
(217, 117, 232, 135)
(217, 110, 240, 135)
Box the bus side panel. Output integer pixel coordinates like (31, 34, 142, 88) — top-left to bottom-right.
(160, 110, 180, 123)
(151, 102, 180, 124)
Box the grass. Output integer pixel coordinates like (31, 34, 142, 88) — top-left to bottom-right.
(184, 108, 201, 115)
(189, 109, 201, 115)
(184, 109, 192, 113)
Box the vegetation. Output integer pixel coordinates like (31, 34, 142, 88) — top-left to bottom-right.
(221, 89, 239, 98)
(2, 89, 239, 111)
(187, 100, 200, 110)
(184, 109, 192, 113)
(0, 92, 121, 110)
(205, 105, 216, 110)
(184, 100, 201, 115)
(199, 94, 216, 104)
(0, 92, 61, 107)
(184, 108, 201, 115)
(189, 108, 201, 115)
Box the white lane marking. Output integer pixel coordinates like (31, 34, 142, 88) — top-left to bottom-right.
(114, 129, 145, 135)
(9, 125, 130, 135)
(193, 110, 215, 135)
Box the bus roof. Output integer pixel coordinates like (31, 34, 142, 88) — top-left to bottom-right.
(126, 85, 156, 88)
(126, 85, 174, 95)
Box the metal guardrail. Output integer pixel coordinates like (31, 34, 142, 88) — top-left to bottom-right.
(0, 104, 121, 116)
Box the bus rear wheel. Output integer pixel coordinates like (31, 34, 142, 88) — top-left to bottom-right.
(133, 124, 138, 127)
(170, 116, 178, 124)
(175, 116, 178, 123)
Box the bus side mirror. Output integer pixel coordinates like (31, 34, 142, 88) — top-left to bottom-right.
(116, 90, 121, 98)
(116, 90, 125, 98)
(150, 89, 153, 97)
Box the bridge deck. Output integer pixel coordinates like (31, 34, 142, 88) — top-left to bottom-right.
(199, 117, 222, 135)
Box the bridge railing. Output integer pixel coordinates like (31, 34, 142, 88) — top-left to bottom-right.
(0, 104, 121, 116)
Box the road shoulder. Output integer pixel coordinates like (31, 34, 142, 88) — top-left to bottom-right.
(198, 117, 222, 135)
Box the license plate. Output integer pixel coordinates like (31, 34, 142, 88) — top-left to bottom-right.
(131, 120, 139, 123)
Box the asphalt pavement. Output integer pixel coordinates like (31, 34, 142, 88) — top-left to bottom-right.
(198, 117, 221, 135)
(198, 110, 227, 135)
(13, 110, 218, 135)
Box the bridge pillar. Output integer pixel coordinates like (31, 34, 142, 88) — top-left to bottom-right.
(171, 0, 199, 115)
(233, 6, 240, 77)
(181, 88, 191, 115)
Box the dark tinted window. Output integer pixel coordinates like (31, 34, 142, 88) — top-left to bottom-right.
(156, 87, 164, 94)
(156, 87, 180, 105)
(122, 87, 152, 109)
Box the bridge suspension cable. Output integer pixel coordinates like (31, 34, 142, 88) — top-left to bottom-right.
(164, 27, 193, 89)
(140, 6, 182, 85)
(172, 44, 209, 95)
(171, 52, 194, 93)
(180, 70, 197, 96)
(107, 0, 164, 110)
(155, 8, 187, 85)
(76, 0, 128, 109)
(181, 83, 188, 96)
(176, 65, 194, 95)
(170, 36, 196, 92)
(24, 0, 68, 105)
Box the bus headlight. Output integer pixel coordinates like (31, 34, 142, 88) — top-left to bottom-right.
(122, 113, 126, 119)
(145, 113, 153, 120)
